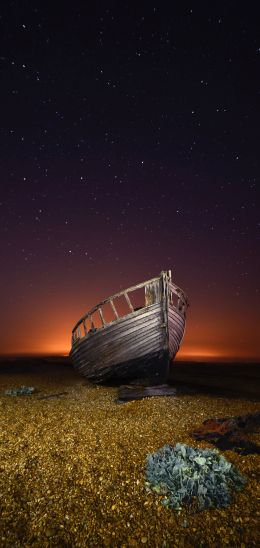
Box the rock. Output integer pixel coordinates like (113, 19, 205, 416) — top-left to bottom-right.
(191, 411, 260, 454)
(45, 527, 56, 537)
(4, 386, 35, 396)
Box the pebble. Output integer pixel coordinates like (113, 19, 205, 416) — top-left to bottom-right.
(45, 528, 56, 537)
(0, 368, 259, 547)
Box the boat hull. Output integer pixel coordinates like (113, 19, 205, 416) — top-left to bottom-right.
(70, 298, 185, 383)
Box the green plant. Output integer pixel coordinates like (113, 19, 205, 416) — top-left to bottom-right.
(145, 443, 246, 511)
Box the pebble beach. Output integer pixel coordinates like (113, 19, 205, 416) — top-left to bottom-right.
(0, 359, 259, 547)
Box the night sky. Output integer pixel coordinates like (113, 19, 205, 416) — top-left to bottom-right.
(1, 3, 259, 360)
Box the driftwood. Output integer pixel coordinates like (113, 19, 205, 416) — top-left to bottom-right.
(118, 384, 177, 402)
(192, 412, 260, 454)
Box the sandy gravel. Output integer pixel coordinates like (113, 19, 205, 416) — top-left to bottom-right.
(0, 369, 259, 547)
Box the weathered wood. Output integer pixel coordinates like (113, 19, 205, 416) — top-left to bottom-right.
(110, 299, 119, 319)
(70, 271, 188, 384)
(145, 280, 161, 306)
(118, 384, 177, 402)
(124, 292, 134, 312)
(83, 320, 87, 336)
(71, 304, 166, 381)
(72, 275, 162, 332)
(99, 308, 106, 326)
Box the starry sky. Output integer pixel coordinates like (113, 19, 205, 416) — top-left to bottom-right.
(1, 3, 259, 360)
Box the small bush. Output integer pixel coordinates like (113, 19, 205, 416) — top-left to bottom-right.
(145, 443, 246, 511)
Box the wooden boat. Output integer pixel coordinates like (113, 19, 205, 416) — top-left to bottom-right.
(70, 270, 188, 383)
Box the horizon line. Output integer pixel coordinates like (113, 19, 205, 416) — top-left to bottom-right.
(0, 352, 259, 363)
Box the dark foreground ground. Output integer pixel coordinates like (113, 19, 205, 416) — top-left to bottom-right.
(1, 356, 259, 398)
(0, 356, 259, 547)
(169, 360, 260, 399)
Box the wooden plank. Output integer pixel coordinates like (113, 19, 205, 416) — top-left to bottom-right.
(73, 300, 159, 339)
(75, 349, 167, 383)
(77, 311, 163, 352)
(73, 303, 162, 345)
(76, 332, 164, 367)
(169, 326, 183, 343)
(168, 307, 185, 327)
(72, 322, 180, 364)
(99, 308, 106, 326)
(73, 331, 164, 372)
(72, 329, 165, 372)
(145, 280, 161, 306)
(72, 274, 162, 332)
(124, 292, 134, 312)
(83, 321, 87, 336)
(75, 341, 161, 373)
(72, 300, 183, 372)
(118, 384, 177, 402)
(168, 320, 184, 337)
(70, 270, 188, 383)
(110, 299, 119, 319)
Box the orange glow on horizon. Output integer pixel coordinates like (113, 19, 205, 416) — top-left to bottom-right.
(2, 341, 259, 362)
(177, 345, 260, 362)
(176, 348, 224, 361)
(1, 285, 259, 362)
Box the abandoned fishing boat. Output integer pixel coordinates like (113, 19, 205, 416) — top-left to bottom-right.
(70, 270, 188, 383)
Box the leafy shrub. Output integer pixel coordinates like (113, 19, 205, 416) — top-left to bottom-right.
(145, 443, 246, 510)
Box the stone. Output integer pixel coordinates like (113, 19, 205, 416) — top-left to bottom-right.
(4, 386, 35, 396)
(191, 412, 260, 454)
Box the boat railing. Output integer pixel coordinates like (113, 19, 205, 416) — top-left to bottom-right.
(168, 280, 189, 313)
(72, 272, 188, 345)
